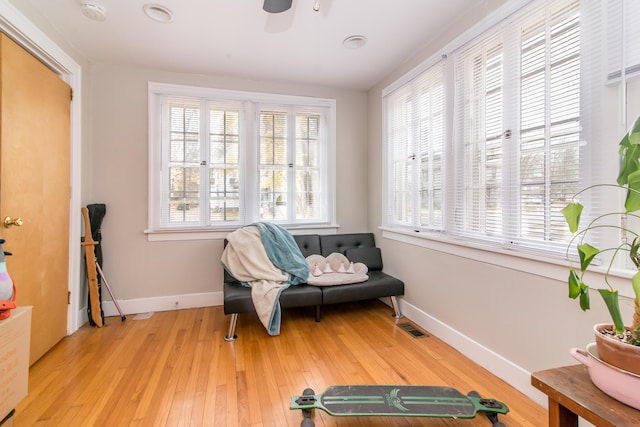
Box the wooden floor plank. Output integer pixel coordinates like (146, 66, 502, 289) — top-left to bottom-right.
(15, 300, 546, 426)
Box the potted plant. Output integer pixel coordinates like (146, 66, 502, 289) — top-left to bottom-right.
(562, 115, 640, 375)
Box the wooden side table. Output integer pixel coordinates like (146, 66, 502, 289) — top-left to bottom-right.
(531, 364, 640, 427)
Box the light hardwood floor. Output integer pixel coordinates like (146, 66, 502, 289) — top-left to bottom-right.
(15, 300, 547, 426)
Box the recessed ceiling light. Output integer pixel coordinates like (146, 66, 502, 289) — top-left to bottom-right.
(143, 4, 174, 23)
(80, 1, 107, 21)
(343, 35, 367, 49)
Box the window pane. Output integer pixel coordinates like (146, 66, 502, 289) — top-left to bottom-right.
(209, 108, 241, 222)
(209, 168, 239, 222)
(260, 111, 288, 165)
(170, 104, 200, 163)
(296, 169, 320, 219)
(386, 60, 445, 230)
(519, 6, 580, 244)
(296, 115, 320, 167)
(168, 166, 200, 222)
(295, 114, 322, 220)
(260, 169, 287, 220)
(418, 73, 444, 228)
(458, 42, 503, 235)
(168, 102, 201, 224)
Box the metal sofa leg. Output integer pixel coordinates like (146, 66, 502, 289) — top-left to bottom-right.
(390, 296, 403, 318)
(315, 305, 321, 322)
(224, 313, 238, 342)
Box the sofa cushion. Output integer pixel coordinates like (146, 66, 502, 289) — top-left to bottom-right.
(223, 282, 322, 315)
(320, 271, 404, 305)
(319, 233, 376, 257)
(294, 234, 322, 257)
(344, 247, 383, 271)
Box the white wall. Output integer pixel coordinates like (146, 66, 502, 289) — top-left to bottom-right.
(87, 64, 368, 311)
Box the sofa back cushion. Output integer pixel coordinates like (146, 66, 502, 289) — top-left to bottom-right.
(319, 233, 375, 255)
(319, 233, 381, 270)
(344, 247, 383, 271)
(293, 234, 322, 257)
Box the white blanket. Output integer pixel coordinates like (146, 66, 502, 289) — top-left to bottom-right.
(221, 226, 288, 335)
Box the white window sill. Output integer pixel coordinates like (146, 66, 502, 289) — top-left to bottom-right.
(145, 224, 341, 241)
(380, 226, 636, 299)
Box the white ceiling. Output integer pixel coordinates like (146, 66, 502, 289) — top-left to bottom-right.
(18, 0, 498, 91)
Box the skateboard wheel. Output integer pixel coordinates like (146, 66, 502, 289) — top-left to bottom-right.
(300, 418, 315, 427)
(303, 388, 314, 395)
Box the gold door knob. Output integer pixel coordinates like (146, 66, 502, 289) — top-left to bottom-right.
(3, 216, 23, 228)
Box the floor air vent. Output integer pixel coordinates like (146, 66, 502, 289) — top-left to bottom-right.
(397, 322, 429, 338)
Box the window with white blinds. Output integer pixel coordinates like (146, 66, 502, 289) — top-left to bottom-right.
(148, 83, 335, 232)
(382, 0, 620, 260)
(166, 101, 241, 225)
(385, 60, 445, 231)
(452, 0, 581, 254)
(258, 108, 324, 222)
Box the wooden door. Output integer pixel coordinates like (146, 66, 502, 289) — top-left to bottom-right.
(0, 33, 71, 365)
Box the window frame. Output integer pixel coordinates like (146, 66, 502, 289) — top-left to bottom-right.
(146, 82, 337, 241)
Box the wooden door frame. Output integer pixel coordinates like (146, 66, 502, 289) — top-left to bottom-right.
(0, 1, 83, 335)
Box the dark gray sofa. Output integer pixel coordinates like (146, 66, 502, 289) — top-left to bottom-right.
(223, 232, 404, 341)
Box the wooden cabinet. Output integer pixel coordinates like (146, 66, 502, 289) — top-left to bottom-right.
(0, 306, 31, 421)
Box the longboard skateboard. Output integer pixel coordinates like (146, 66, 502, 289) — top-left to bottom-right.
(291, 385, 508, 426)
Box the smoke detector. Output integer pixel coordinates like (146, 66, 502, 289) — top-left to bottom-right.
(80, 1, 107, 21)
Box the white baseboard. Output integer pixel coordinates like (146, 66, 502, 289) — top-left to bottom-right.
(396, 298, 548, 408)
(76, 291, 224, 325)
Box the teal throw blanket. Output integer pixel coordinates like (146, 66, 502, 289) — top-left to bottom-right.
(252, 222, 309, 285)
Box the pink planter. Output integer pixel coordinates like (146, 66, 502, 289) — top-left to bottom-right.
(570, 342, 640, 410)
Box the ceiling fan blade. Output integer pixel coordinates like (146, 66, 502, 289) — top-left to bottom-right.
(263, 0, 293, 13)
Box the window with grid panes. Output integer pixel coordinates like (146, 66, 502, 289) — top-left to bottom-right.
(258, 109, 323, 222)
(148, 83, 335, 233)
(385, 60, 445, 231)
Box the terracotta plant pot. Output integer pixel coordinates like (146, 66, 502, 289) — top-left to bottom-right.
(594, 323, 640, 376)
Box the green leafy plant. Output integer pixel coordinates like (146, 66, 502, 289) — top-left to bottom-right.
(562, 116, 640, 342)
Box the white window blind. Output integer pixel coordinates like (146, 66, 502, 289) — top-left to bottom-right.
(452, 28, 505, 240)
(451, 0, 582, 255)
(384, 60, 446, 232)
(381, 0, 621, 261)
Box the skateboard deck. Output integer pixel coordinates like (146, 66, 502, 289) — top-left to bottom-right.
(291, 385, 508, 426)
